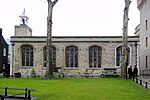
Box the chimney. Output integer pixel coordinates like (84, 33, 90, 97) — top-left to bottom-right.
(0, 28, 2, 35)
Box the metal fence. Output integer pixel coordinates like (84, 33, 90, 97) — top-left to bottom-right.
(0, 87, 36, 100)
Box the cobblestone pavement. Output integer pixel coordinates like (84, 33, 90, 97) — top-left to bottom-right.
(138, 76, 150, 82)
(136, 76, 150, 89)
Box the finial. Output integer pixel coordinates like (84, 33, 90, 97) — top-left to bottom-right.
(19, 8, 29, 25)
(23, 8, 25, 15)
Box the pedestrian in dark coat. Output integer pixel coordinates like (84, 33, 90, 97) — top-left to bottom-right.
(128, 66, 132, 79)
(133, 65, 138, 78)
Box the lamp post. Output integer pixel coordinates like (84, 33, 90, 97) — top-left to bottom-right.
(134, 42, 138, 75)
(11, 42, 15, 77)
(126, 62, 128, 79)
(134, 42, 138, 65)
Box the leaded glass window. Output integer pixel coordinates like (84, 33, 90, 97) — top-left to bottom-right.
(43, 46, 56, 67)
(21, 45, 33, 66)
(65, 46, 78, 67)
(89, 46, 102, 68)
(116, 46, 130, 66)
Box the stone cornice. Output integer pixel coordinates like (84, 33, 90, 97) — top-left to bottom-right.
(11, 36, 139, 38)
(10, 36, 139, 43)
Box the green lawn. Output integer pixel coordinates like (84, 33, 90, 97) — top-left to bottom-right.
(0, 78, 150, 100)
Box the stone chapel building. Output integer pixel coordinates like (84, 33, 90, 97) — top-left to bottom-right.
(10, 11, 139, 77)
(10, 30, 139, 77)
(11, 0, 150, 77)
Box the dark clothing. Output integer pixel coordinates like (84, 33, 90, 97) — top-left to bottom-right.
(133, 67, 138, 78)
(128, 67, 132, 79)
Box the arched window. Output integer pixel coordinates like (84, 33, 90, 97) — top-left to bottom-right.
(21, 45, 33, 66)
(43, 46, 56, 67)
(116, 46, 130, 66)
(89, 46, 102, 68)
(65, 46, 78, 67)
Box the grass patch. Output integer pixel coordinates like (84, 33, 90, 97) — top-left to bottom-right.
(0, 78, 150, 100)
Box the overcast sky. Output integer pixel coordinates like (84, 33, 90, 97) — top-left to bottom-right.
(0, 0, 140, 39)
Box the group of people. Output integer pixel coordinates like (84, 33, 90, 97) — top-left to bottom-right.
(128, 65, 138, 79)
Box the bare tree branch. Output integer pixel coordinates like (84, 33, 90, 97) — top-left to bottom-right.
(52, 0, 58, 7)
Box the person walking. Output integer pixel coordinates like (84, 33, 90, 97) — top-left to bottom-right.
(128, 65, 132, 79)
(133, 65, 138, 78)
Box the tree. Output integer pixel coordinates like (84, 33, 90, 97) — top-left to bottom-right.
(121, 0, 131, 79)
(45, 0, 58, 79)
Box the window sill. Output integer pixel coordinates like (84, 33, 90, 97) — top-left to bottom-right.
(21, 66, 33, 69)
(64, 67, 79, 70)
(87, 68, 102, 70)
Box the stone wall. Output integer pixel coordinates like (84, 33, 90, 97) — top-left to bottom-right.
(138, 0, 150, 71)
(11, 36, 139, 77)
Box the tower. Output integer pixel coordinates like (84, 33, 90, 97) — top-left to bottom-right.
(15, 9, 32, 36)
(137, 0, 150, 74)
